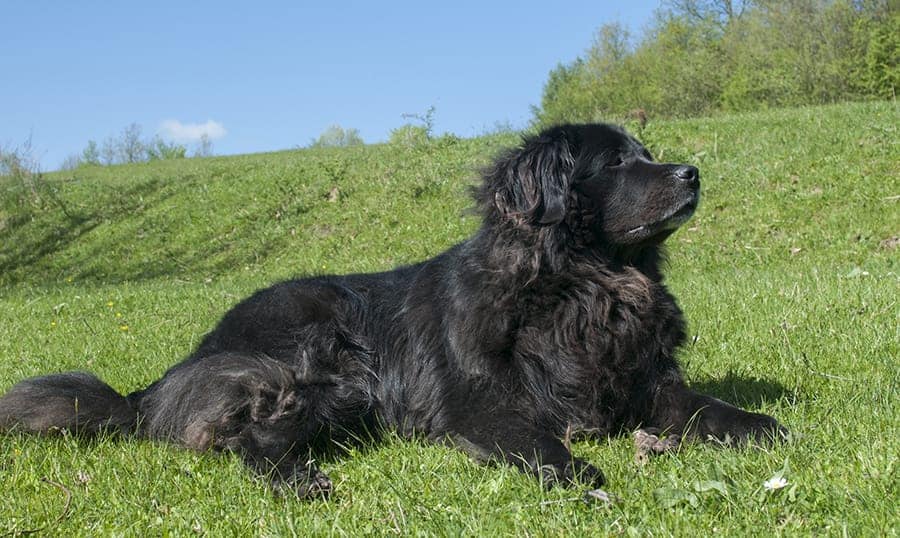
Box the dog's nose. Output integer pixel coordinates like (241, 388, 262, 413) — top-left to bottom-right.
(673, 165, 699, 186)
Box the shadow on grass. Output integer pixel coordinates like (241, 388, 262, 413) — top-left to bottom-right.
(689, 371, 794, 408)
(0, 178, 169, 285)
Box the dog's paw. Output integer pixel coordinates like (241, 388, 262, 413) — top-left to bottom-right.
(712, 412, 790, 446)
(633, 428, 681, 464)
(295, 468, 334, 499)
(537, 458, 605, 489)
(583, 487, 620, 506)
(746, 413, 790, 444)
(276, 466, 333, 500)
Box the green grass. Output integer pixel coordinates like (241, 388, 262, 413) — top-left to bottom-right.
(1, 101, 897, 536)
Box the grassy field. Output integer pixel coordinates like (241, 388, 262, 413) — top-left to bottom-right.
(0, 101, 897, 536)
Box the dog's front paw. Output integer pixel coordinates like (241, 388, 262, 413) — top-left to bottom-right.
(745, 413, 790, 444)
(537, 458, 605, 489)
(275, 465, 333, 500)
(714, 411, 789, 446)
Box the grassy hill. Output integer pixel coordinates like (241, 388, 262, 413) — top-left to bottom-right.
(1, 101, 897, 535)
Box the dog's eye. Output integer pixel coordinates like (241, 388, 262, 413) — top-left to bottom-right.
(605, 156, 625, 168)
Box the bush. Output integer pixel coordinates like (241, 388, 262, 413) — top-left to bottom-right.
(146, 137, 187, 161)
(388, 106, 439, 148)
(0, 139, 72, 225)
(309, 125, 365, 148)
(388, 124, 430, 147)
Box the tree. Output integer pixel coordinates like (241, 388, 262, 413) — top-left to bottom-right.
(194, 133, 214, 157)
(101, 136, 117, 165)
(852, 8, 899, 99)
(665, 0, 752, 27)
(532, 0, 896, 125)
(59, 154, 83, 171)
(119, 123, 144, 163)
(81, 140, 101, 165)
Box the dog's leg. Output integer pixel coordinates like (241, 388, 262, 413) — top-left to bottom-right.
(140, 353, 335, 499)
(237, 447, 333, 499)
(206, 372, 335, 499)
(444, 406, 605, 489)
(649, 375, 787, 444)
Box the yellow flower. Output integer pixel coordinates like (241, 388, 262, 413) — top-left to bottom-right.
(116, 312, 122, 318)
(107, 301, 114, 307)
(51, 321, 57, 327)
(119, 325, 129, 331)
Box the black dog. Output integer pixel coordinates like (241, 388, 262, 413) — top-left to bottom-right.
(0, 123, 785, 497)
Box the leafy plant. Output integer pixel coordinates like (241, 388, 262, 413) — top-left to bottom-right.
(308, 125, 365, 148)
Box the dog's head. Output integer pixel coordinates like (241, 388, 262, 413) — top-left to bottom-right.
(481, 123, 700, 249)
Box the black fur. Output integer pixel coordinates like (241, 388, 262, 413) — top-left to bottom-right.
(0, 123, 785, 497)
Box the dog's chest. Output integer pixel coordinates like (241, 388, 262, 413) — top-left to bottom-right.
(514, 271, 684, 417)
(521, 269, 677, 351)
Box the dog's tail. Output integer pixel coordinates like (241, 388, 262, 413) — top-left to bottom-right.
(0, 372, 138, 436)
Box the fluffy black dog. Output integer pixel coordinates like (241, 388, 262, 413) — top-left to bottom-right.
(0, 123, 785, 497)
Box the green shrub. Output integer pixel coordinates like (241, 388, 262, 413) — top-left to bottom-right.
(308, 125, 365, 148)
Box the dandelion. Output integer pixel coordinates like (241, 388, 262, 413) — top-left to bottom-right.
(764, 476, 788, 490)
(51, 321, 57, 327)
(119, 325, 129, 331)
(116, 312, 122, 318)
(107, 301, 114, 307)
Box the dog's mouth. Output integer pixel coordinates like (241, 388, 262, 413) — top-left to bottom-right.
(623, 196, 699, 239)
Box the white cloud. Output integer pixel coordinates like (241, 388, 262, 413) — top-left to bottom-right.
(158, 119, 227, 143)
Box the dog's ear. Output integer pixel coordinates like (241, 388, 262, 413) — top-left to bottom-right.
(486, 130, 574, 225)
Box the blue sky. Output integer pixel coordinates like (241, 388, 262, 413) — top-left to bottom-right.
(2, 1, 662, 170)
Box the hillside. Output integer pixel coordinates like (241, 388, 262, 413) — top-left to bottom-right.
(0, 101, 897, 535)
(2, 103, 896, 289)
(0, 133, 514, 288)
